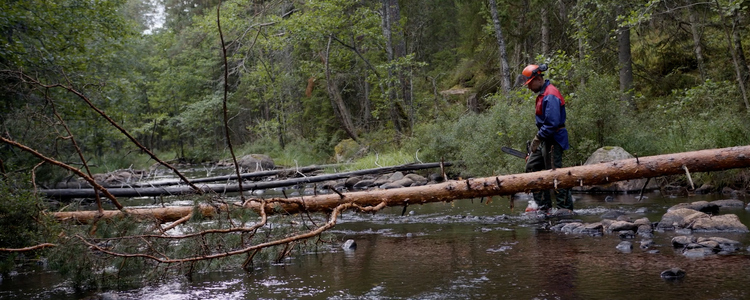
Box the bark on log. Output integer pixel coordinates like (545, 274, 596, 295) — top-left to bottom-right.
(40, 162, 452, 199)
(50, 146, 750, 223)
(248, 146, 750, 214)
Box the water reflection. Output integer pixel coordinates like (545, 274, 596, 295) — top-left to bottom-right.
(2, 192, 749, 299)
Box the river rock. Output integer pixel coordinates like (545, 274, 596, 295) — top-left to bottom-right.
(691, 214, 749, 232)
(637, 225, 654, 238)
(656, 208, 706, 230)
(608, 221, 638, 232)
(616, 241, 633, 253)
(633, 217, 651, 227)
(571, 147, 658, 193)
(373, 174, 391, 186)
(640, 239, 654, 250)
(671, 235, 697, 247)
(660, 268, 686, 280)
(388, 172, 405, 181)
(352, 180, 375, 190)
(381, 177, 414, 189)
(345, 176, 362, 188)
(694, 184, 716, 194)
(404, 173, 428, 186)
(238, 154, 275, 172)
(342, 239, 357, 250)
(710, 199, 745, 208)
(699, 237, 741, 252)
(667, 201, 719, 214)
(428, 173, 445, 183)
(683, 247, 714, 258)
(618, 230, 635, 239)
(561, 222, 584, 233)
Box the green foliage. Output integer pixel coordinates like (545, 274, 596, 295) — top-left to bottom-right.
(0, 177, 53, 273)
(653, 80, 750, 153)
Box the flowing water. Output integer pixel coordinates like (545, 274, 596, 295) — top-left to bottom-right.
(2, 188, 750, 299)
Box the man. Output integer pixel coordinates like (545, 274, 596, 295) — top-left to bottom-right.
(521, 64, 574, 212)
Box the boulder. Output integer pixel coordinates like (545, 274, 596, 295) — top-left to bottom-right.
(334, 139, 362, 163)
(238, 154, 275, 172)
(668, 201, 719, 214)
(572, 146, 658, 193)
(691, 214, 749, 232)
(657, 208, 706, 230)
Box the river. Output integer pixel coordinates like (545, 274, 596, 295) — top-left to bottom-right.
(1, 190, 749, 299)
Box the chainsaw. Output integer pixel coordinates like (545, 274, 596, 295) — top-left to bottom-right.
(501, 141, 531, 160)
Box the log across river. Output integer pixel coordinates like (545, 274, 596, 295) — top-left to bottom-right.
(52, 145, 750, 223)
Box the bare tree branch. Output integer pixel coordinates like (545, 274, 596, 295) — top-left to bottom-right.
(0, 135, 125, 210)
(0, 243, 57, 252)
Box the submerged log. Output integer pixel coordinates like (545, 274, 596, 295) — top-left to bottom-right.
(51, 146, 750, 223)
(40, 162, 452, 200)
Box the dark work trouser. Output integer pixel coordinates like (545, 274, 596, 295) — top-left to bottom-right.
(524, 138, 574, 210)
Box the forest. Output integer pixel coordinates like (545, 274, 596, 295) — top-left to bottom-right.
(1, 0, 750, 288)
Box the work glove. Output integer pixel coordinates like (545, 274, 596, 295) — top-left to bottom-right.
(530, 134, 542, 153)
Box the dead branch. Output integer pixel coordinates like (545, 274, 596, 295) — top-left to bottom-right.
(0, 243, 57, 252)
(78, 201, 385, 264)
(0, 135, 125, 210)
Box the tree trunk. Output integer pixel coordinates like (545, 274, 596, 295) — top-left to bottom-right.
(541, 5, 549, 56)
(617, 6, 636, 109)
(732, 11, 750, 110)
(52, 146, 750, 223)
(42, 162, 453, 199)
(717, 1, 750, 111)
(381, 0, 407, 134)
(489, 0, 511, 93)
(324, 35, 359, 141)
(688, 6, 707, 81)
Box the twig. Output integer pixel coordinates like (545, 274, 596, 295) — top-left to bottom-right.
(638, 177, 651, 202)
(77, 202, 359, 263)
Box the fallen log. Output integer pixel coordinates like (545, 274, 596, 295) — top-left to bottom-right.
(51, 145, 750, 223)
(40, 162, 452, 200)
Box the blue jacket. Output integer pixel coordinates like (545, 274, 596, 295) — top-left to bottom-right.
(535, 80, 569, 150)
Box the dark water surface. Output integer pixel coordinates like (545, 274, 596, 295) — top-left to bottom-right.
(2, 191, 750, 299)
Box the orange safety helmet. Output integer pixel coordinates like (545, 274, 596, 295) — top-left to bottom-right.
(521, 64, 547, 85)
